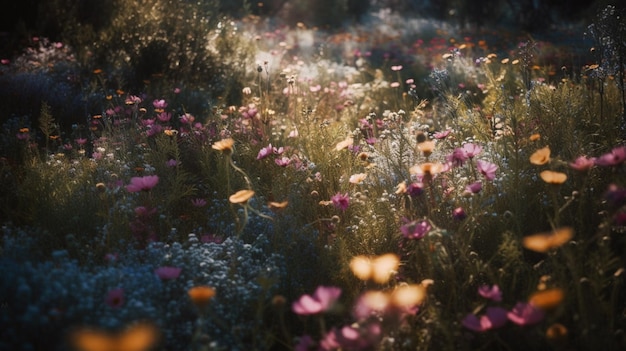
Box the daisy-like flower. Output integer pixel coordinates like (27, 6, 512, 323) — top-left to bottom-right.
(476, 160, 498, 181)
(349, 173, 367, 184)
(212, 138, 235, 154)
(126, 175, 159, 192)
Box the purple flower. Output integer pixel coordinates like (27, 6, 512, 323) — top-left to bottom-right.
(464, 181, 483, 195)
(448, 148, 468, 167)
(476, 160, 498, 181)
(604, 184, 626, 208)
(595, 145, 626, 166)
(478, 284, 502, 302)
(407, 182, 424, 197)
(507, 302, 545, 326)
(126, 175, 159, 192)
(154, 266, 182, 280)
(275, 157, 291, 167)
(157, 111, 171, 122)
(331, 192, 350, 211)
(295, 335, 316, 351)
(463, 143, 483, 158)
(166, 159, 178, 167)
(292, 286, 342, 315)
(400, 218, 431, 240)
(191, 198, 207, 207)
(462, 306, 508, 332)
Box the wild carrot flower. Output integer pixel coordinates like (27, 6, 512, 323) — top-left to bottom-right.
(595, 145, 626, 166)
(507, 302, 545, 325)
(126, 175, 159, 192)
(154, 266, 182, 280)
(478, 284, 502, 302)
(462, 307, 508, 332)
(105, 288, 125, 308)
(476, 160, 498, 180)
(292, 286, 341, 315)
(530, 146, 551, 165)
(331, 192, 350, 211)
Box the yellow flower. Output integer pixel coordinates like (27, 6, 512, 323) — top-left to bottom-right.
(229, 189, 255, 204)
(212, 138, 235, 154)
(523, 227, 573, 252)
(540, 170, 567, 184)
(530, 146, 550, 165)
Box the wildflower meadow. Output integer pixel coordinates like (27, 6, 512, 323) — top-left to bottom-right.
(1, 1, 625, 350)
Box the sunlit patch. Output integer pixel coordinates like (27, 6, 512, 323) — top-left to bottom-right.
(529, 288, 565, 310)
(349, 253, 399, 284)
(69, 322, 160, 351)
(539, 170, 567, 184)
(522, 227, 573, 252)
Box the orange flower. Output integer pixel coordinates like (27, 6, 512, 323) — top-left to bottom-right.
(268, 200, 288, 212)
(350, 253, 399, 284)
(188, 286, 216, 309)
(523, 227, 573, 252)
(417, 141, 435, 157)
(540, 170, 567, 184)
(529, 133, 541, 141)
(229, 189, 255, 204)
(530, 146, 550, 165)
(409, 162, 444, 177)
(529, 288, 565, 310)
(70, 322, 160, 351)
(212, 138, 235, 154)
(546, 323, 568, 345)
(390, 284, 427, 308)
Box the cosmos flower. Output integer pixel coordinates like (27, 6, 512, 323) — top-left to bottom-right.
(569, 156, 595, 171)
(292, 286, 342, 315)
(400, 218, 431, 240)
(595, 145, 626, 166)
(507, 302, 545, 326)
(478, 284, 502, 302)
(126, 175, 159, 192)
(476, 160, 498, 180)
(462, 307, 508, 332)
(463, 143, 483, 158)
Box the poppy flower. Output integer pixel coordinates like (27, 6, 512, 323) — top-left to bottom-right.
(522, 227, 573, 252)
(350, 253, 399, 284)
(529, 288, 564, 310)
(229, 189, 255, 204)
(188, 286, 216, 309)
(530, 147, 551, 165)
(126, 175, 159, 192)
(540, 170, 567, 184)
(292, 286, 341, 315)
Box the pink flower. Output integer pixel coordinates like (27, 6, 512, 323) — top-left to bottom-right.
(126, 175, 159, 192)
(153, 99, 168, 109)
(452, 207, 467, 221)
(105, 288, 125, 308)
(331, 192, 350, 211)
(478, 284, 502, 302)
(166, 159, 178, 167)
(507, 302, 545, 326)
(463, 143, 483, 158)
(191, 198, 207, 207)
(569, 156, 596, 171)
(275, 157, 291, 167)
(257, 144, 274, 160)
(292, 286, 342, 315)
(154, 266, 182, 280)
(595, 145, 626, 166)
(462, 306, 508, 332)
(476, 160, 498, 181)
(295, 335, 316, 351)
(400, 218, 431, 240)
(434, 129, 452, 139)
(464, 181, 483, 194)
(448, 148, 468, 167)
(157, 111, 171, 122)
(75, 138, 88, 145)
(407, 182, 424, 197)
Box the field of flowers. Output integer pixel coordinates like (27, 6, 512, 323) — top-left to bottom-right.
(1, 2, 625, 351)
